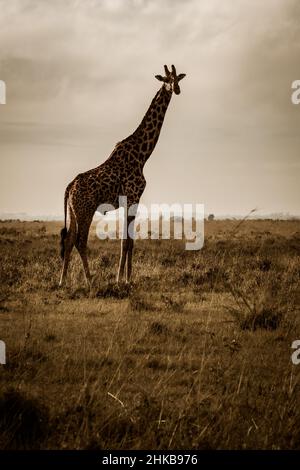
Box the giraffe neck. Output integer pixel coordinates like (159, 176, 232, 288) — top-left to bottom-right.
(132, 85, 172, 166)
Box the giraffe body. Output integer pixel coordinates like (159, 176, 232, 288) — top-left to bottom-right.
(59, 65, 185, 287)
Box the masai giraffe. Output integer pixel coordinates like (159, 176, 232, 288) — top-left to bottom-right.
(59, 64, 186, 287)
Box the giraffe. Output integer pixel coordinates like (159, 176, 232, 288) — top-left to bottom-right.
(59, 64, 186, 287)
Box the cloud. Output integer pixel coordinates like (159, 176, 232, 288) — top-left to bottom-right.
(0, 0, 299, 215)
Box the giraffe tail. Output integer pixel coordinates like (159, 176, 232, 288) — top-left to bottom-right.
(60, 228, 68, 260)
(60, 183, 71, 260)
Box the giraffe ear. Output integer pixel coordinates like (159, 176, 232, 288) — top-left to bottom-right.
(177, 73, 186, 82)
(155, 75, 167, 82)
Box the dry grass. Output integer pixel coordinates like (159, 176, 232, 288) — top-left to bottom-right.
(0, 219, 300, 449)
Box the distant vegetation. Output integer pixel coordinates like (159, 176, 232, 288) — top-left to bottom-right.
(0, 219, 299, 449)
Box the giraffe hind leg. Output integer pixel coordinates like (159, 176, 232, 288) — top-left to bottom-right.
(75, 216, 93, 288)
(59, 208, 76, 287)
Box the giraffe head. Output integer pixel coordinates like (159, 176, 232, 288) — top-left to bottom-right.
(155, 64, 186, 95)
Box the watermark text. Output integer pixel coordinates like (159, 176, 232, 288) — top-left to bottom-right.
(0, 80, 6, 104)
(291, 80, 300, 105)
(291, 340, 300, 365)
(0, 340, 6, 364)
(96, 198, 204, 251)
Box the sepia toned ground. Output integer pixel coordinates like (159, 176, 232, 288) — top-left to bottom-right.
(0, 219, 300, 450)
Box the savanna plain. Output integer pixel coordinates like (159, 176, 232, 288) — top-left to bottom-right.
(0, 219, 299, 450)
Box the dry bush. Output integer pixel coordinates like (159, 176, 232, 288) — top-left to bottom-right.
(0, 388, 49, 449)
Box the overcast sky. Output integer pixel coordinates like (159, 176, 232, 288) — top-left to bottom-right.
(0, 0, 299, 217)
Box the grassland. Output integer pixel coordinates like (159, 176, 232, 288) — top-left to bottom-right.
(0, 219, 300, 450)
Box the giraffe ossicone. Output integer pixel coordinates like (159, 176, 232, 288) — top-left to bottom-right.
(59, 65, 186, 287)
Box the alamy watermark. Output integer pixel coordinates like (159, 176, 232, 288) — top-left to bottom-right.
(0, 340, 6, 364)
(96, 198, 204, 251)
(0, 80, 6, 104)
(291, 340, 300, 365)
(291, 80, 300, 105)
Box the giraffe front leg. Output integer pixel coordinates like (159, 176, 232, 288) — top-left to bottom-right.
(117, 215, 135, 283)
(126, 237, 134, 283)
(126, 215, 135, 282)
(117, 238, 128, 283)
(117, 212, 128, 283)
